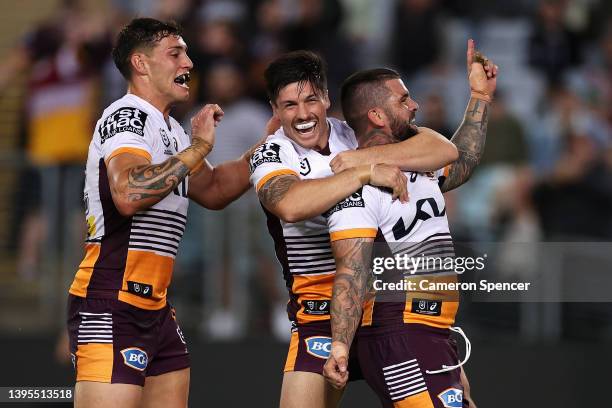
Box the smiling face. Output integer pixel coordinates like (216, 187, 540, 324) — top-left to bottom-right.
(272, 81, 330, 149)
(382, 78, 419, 140)
(138, 35, 193, 105)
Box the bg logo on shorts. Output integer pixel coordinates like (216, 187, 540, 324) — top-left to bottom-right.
(121, 348, 149, 371)
(304, 336, 331, 359)
(437, 388, 463, 408)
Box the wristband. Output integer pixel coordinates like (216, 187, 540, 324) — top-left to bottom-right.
(176, 139, 212, 174)
(470, 90, 492, 103)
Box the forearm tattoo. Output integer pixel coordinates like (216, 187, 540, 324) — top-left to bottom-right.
(257, 175, 298, 207)
(441, 98, 489, 192)
(127, 157, 189, 201)
(331, 238, 373, 346)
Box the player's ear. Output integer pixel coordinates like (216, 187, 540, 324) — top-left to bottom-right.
(130, 53, 148, 76)
(367, 108, 386, 127)
(269, 100, 279, 117)
(323, 90, 331, 110)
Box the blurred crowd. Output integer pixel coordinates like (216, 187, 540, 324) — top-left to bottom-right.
(1, 0, 611, 339)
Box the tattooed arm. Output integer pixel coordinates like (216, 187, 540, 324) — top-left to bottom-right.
(330, 237, 374, 346)
(107, 104, 221, 216)
(258, 164, 408, 223)
(439, 97, 490, 192)
(107, 153, 190, 216)
(323, 237, 374, 389)
(440, 39, 498, 193)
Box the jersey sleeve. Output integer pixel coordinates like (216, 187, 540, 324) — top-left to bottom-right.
(436, 165, 451, 188)
(249, 138, 300, 192)
(325, 186, 380, 242)
(98, 106, 155, 164)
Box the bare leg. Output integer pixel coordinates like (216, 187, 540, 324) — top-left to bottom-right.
(280, 371, 344, 408)
(140, 367, 190, 408)
(74, 381, 141, 408)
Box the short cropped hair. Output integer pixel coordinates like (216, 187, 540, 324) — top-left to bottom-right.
(264, 50, 328, 105)
(340, 68, 401, 135)
(112, 18, 182, 80)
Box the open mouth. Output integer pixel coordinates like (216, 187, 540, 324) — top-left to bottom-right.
(294, 120, 317, 135)
(174, 72, 191, 88)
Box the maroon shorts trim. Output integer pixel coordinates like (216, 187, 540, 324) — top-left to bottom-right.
(67, 294, 190, 386)
(357, 323, 466, 408)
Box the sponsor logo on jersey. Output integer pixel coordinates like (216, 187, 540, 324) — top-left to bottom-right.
(121, 348, 148, 371)
(302, 300, 331, 316)
(304, 336, 332, 359)
(127, 281, 153, 298)
(411, 299, 442, 316)
(249, 142, 282, 172)
(392, 197, 446, 239)
(302, 300, 330, 316)
(323, 189, 365, 217)
(99, 107, 148, 144)
(437, 388, 463, 408)
(299, 157, 311, 176)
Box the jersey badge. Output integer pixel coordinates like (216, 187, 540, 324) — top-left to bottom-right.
(160, 128, 173, 155)
(302, 300, 330, 316)
(437, 388, 463, 408)
(304, 336, 332, 359)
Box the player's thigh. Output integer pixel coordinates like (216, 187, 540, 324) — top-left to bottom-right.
(75, 381, 141, 408)
(140, 367, 190, 408)
(280, 371, 344, 408)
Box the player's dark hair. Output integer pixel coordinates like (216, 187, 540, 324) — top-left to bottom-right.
(264, 50, 328, 105)
(112, 18, 182, 80)
(340, 68, 401, 136)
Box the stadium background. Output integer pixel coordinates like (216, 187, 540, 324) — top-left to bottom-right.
(0, 0, 610, 406)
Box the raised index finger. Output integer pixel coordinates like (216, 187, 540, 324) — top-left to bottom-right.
(467, 39, 475, 75)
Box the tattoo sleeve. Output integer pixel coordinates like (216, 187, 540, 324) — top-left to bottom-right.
(440, 97, 490, 192)
(127, 157, 189, 202)
(331, 238, 374, 347)
(257, 174, 299, 208)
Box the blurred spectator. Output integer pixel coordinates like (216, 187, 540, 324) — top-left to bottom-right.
(420, 93, 453, 137)
(453, 93, 531, 241)
(480, 92, 528, 167)
(528, 0, 583, 84)
(390, 0, 443, 80)
(533, 132, 612, 239)
(283, 0, 356, 104)
(0, 1, 111, 281)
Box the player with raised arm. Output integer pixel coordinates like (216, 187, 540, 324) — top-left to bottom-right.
(250, 51, 459, 408)
(66, 18, 258, 408)
(323, 40, 497, 407)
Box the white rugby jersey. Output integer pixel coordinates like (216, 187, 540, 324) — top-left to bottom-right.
(69, 94, 190, 310)
(326, 167, 460, 328)
(249, 117, 358, 324)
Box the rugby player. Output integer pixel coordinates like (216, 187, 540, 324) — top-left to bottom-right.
(322, 40, 497, 407)
(250, 51, 459, 408)
(67, 18, 259, 407)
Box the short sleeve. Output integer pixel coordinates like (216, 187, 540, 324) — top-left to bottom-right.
(436, 165, 451, 188)
(325, 186, 380, 242)
(98, 107, 154, 164)
(249, 139, 300, 192)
